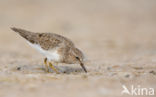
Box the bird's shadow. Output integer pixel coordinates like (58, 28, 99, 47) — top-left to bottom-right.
(15, 64, 84, 74)
(55, 65, 84, 74)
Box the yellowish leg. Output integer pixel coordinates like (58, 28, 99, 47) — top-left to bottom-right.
(44, 58, 49, 72)
(49, 62, 59, 74)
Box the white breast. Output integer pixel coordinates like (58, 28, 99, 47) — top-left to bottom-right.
(27, 41, 60, 61)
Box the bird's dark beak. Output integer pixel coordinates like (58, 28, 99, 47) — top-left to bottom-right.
(76, 57, 87, 73)
(80, 63, 87, 73)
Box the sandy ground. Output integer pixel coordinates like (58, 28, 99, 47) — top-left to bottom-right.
(0, 0, 156, 97)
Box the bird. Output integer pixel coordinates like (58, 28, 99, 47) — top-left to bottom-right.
(11, 27, 87, 73)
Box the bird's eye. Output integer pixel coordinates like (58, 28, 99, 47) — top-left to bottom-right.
(75, 57, 79, 60)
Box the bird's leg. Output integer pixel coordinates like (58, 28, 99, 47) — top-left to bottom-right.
(44, 58, 49, 72)
(49, 62, 59, 74)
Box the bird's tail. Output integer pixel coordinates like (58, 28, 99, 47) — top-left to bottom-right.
(11, 27, 36, 43)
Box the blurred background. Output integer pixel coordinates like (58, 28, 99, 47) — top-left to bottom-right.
(0, 0, 156, 64)
(0, 0, 156, 97)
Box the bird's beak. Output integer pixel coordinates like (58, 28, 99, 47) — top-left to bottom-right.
(76, 57, 87, 73)
(80, 63, 87, 73)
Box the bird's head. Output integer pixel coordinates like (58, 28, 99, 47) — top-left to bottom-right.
(70, 48, 87, 73)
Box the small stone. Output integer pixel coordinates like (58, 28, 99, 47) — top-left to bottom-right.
(81, 75, 88, 79)
(149, 70, 156, 75)
(106, 67, 111, 70)
(125, 74, 130, 78)
(133, 67, 143, 70)
(17, 67, 21, 70)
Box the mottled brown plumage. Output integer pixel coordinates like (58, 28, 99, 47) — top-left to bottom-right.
(11, 27, 87, 73)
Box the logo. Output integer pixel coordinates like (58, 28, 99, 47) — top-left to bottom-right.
(121, 85, 155, 96)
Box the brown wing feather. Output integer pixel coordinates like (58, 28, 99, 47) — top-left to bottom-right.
(11, 27, 37, 44)
(37, 33, 62, 50)
(36, 33, 75, 50)
(11, 27, 75, 51)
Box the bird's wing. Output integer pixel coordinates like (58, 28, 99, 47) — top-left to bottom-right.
(36, 33, 63, 50)
(11, 27, 37, 44)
